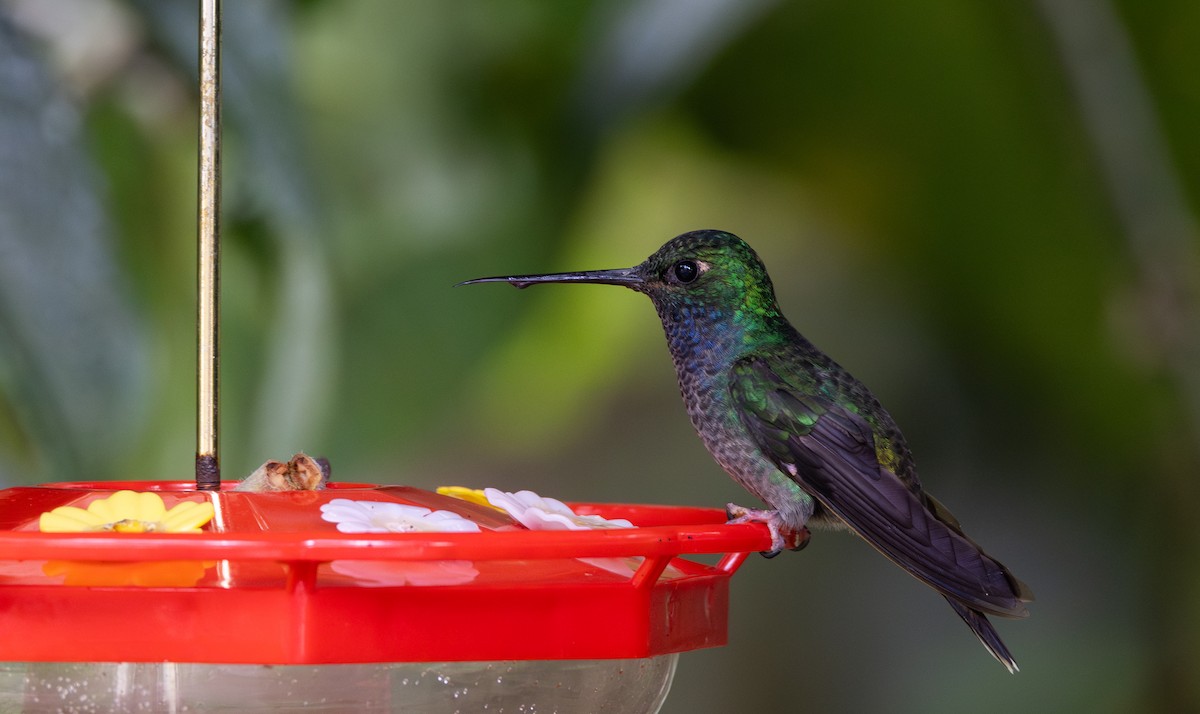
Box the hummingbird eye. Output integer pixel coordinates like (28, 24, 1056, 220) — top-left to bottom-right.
(672, 260, 699, 284)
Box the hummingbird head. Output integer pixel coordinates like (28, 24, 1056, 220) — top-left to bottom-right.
(631, 230, 781, 318)
(459, 229, 789, 358)
(459, 229, 780, 315)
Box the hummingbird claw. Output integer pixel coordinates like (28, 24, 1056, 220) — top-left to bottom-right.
(725, 503, 810, 557)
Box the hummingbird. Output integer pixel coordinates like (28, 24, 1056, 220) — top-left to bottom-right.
(460, 229, 1033, 672)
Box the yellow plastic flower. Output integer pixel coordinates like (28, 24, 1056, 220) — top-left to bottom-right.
(39, 490, 215, 533)
(436, 486, 498, 510)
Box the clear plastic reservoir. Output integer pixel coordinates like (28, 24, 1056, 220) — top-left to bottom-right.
(0, 655, 678, 713)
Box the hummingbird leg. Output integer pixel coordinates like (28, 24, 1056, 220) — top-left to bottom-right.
(725, 503, 811, 558)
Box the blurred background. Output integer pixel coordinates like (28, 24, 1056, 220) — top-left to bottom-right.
(0, 0, 1197, 711)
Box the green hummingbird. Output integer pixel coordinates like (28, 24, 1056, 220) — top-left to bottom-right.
(461, 229, 1033, 672)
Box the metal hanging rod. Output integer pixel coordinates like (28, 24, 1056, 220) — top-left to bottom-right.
(196, 0, 221, 490)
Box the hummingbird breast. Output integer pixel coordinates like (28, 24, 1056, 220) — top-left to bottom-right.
(655, 300, 820, 529)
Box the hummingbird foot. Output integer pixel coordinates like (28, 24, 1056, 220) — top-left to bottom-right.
(725, 503, 810, 558)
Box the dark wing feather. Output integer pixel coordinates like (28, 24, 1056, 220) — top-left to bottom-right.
(730, 356, 1030, 618)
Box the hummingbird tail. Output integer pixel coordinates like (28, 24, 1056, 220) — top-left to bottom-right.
(944, 597, 1019, 674)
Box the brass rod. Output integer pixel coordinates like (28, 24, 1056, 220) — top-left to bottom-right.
(196, 0, 221, 490)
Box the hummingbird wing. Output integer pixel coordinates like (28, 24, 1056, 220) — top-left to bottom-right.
(729, 355, 1031, 619)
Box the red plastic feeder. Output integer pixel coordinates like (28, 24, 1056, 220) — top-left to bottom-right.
(0, 481, 771, 712)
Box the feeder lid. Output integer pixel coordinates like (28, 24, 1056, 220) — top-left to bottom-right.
(0, 482, 770, 664)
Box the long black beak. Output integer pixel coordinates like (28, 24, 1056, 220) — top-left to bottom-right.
(456, 267, 643, 290)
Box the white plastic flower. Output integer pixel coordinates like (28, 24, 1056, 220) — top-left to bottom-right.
(320, 499, 481, 534)
(483, 489, 634, 531)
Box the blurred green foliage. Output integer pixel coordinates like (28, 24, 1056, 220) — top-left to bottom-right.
(0, 0, 1197, 711)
